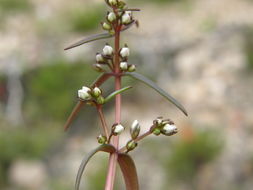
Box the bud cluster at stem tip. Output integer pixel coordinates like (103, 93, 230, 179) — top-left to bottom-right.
(151, 117, 178, 136)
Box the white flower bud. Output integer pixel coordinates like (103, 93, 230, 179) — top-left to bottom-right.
(102, 22, 112, 30)
(113, 124, 125, 135)
(120, 47, 130, 58)
(120, 62, 128, 71)
(128, 64, 136, 72)
(122, 12, 131, 24)
(92, 87, 102, 97)
(107, 12, 116, 22)
(130, 120, 140, 140)
(78, 87, 92, 100)
(161, 124, 178, 136)
(96, 54, 104, 62)
(108, 0, 117, 6)
(103, 45, 114, 56)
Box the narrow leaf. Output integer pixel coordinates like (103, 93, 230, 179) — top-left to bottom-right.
(64, 33, 113, 50)
(75, 144, 116, 190)
(104, 86, 132, 103)
(65, 21, 137, 50)
(91, 73, 112, 88)
(124, 72, 188, 116)
(64, 101, 84, 131)
(118, 153, 139, 190)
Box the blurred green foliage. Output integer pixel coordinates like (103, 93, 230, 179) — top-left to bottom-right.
(244, 28, 253, 71)
(130, 0, 186, 4)
(0, 0, 32, 14)
(0, 126, 60, 186)
(24, 60, 97, 121)
(164, 129, 223, 183)
(69, 6, 104, 33)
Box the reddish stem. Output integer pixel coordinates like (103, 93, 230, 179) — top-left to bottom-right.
(104, 15, 122, 190)
(97, 105, 110, 139)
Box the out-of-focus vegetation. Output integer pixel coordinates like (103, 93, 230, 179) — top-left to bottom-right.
(0, 0, 32, 13)
(24, 60, 96, 121)
(164, 129, 223, 184)
(69, 6, 104, 33)
(244, 28, 253, 71)
(0, 126, 61, 187)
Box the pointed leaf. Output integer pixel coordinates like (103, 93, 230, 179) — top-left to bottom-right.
(91, 73, 112, 88)
(64, 101, 85, 131)
(118, 153, 139, 190)
(124, 72, 188, 116)
(65, 33, 113, 50)
(76, 144, 116, 190)
(104, 86, 132, 103)
(64, 21, 137, 50)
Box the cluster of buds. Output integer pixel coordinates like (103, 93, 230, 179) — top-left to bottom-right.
(94, 44, 114, 72)
(77, 86, 105, 105)
(106, 0, 126, 9)
(119, 45, 135, 72)
(151, 117, 178, 136)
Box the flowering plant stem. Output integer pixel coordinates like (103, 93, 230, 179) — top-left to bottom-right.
(105, 14, 122, 190)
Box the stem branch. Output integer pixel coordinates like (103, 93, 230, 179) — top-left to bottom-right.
(97, 105, 110, 139)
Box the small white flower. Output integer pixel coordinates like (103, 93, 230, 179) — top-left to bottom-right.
(122, 12, 131, 24)
(107, 12, 116, 22)
(103, 45, 114, 56)
(113, 124, 125, 135)
(120, 47, 130, 58)
(92, 87, 102, 97)
(130, 120, 140, 139)
(78, 86, 92, 100)
(162, 124, 178, 136)
(120, 62, 128, 71)
(108, 0, 117, 6)
(96, 54, 104, 62)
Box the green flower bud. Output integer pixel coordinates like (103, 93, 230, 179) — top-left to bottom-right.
(108, 0, 117, 6)
(97, 96, 105, 105)
(152, 128, 161, 136)
(97, 135, 107, 144)
(102, 22, 112, 30)
(92, 87, 102, 97)
(128, 64, 136, 72)
(130, 120, 140, 140)
(126, 140, 138, 152)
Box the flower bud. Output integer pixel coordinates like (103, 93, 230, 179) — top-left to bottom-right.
(107, 12, 116, 22)
(78, 86, 92, 100)
(120, 47, 130, 58)
(97, 96, 105, 105)
(92, 87, 102, 97)
(96, 53, 104, 63)
(93, 64, 105, 72)
(103, 45, 114, 56)
(153, 118, 163, 128)
(130, 120, 140, 140)
(118, 1, 126, 9)
(122, 12, 131, 24)
(112, 123, 125, 135)
(152, 128, 161, 136)
(97, 135, 107, 144)
(128, 64, 136, 72)
(102, 22, 112, 30)
(126, 140, 138, 152)
(161, 124, 178, 136)
(108, 0, 117, 6)
(120, 62, 128, 71)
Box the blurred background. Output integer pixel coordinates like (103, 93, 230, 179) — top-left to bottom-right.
(0, 0, 253, 189)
